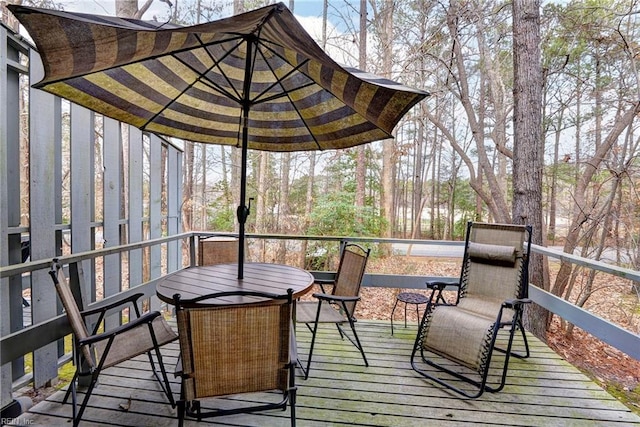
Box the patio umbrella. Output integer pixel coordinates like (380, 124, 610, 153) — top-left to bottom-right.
(10, 2, 428, 278)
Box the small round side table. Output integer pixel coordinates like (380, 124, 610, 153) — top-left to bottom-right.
(390, 292, 429, 335)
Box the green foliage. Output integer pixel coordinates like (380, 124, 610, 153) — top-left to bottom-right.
(304, 191, 385, 270)
(307, 191, 386, 237)
(451, 179, 476, 216)
(207, 205, 234, 231)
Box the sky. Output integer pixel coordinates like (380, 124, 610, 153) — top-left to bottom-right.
(50, 0, 357, 66)
(58, 0, 348, 23)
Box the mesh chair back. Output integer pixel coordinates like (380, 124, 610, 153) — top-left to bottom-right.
(50, 261, 96, 369)
(459, 223, 529, 319)
(332, 244, 369, 316)
(177, 298, 292, 402)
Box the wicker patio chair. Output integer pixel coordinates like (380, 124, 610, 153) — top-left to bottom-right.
(173, 289, 297, 427)
(49, 259, 177, 427)
(411, 222, 532, 398)
(296, 243, 370, 379)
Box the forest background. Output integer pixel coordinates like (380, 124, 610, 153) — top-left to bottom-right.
(3, 0, 639, 409)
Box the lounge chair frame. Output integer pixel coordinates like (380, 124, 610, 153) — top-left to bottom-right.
(411, 222, 532, 398)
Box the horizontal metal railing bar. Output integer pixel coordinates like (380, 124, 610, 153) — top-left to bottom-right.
(529, 285, 640, 360)
(532, 244, 640, 282)
(2, 231, 639, 375)
(197, 231, 466, 246)
(200, 232, 639, 282)
(0, 232, 193, 278)
(0, 278, 161, 364)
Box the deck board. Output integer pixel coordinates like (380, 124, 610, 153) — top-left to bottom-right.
(12, 320, 640, 427)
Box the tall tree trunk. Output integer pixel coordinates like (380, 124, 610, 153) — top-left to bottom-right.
(220, 146, 231, 210)
(182, 142, 194, 231)
(444, 5, 510, 222)
(255, 151, 269, 261)
(300, 152, 316, 267)
(380, 0, 395, 244)
(201, 144, 207, 229)
(552, 100, 640, 298)
(115, 0, 153, 19)
(512, 0, 548, 340)
(548, 108, 563, 244)
(231, 147, 241, 234)
(355, 0, 367, 210)
(276, 152, 290, 263)
(413, 115, 424, 239)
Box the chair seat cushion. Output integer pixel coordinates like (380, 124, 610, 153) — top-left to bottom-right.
(422, 306, 494, 371)
(96, 315, 178, 369)
(457, 296, 514, 324)
(296, 301, 346, 323)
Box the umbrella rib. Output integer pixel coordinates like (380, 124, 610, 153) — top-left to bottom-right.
(250, 49, 311, 104)
(32, 34, 246, 89)
(140, 35, 250, 131)
(176, 36, 244, 103)
(253, 44, 324, 150)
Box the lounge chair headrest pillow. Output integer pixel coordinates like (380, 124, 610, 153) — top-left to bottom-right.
(467, 242, 517, 265)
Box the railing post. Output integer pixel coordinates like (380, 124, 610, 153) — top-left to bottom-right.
(103, 118, 123, 329)
(29, 48, 60, 390)
(189, 235, 197, 267)
(1, 25, 27, 408)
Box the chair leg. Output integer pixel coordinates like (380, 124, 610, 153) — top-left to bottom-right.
(70, 376, 78, 426)
(289, 387, 297, 427)
(302, 308, 322, 379)
(177, 400, 186, 427)
(515, 318, 530, 358)
(148, 346, 175, 407)
(496, 317, 530, 359)
(340, 319, 368, 367)
(73, 371, 99, 427)
(404, 302, 408, 328)
(63, 370, 79, 404)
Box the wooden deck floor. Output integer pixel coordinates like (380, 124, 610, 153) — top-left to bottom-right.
(12, 320, 640, 427)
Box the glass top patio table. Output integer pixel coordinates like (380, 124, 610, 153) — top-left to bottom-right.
(156, 262, 315, 305)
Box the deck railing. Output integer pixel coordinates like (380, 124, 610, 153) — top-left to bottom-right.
(1, 231, 639, 406)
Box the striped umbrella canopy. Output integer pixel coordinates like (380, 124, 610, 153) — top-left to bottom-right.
(10, 2, 428, 278)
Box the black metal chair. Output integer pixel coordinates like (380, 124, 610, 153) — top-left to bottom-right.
(411, 222, 532, 398)
(173, 289, 297, 427)
(49, 259, 177, 426)
(296, 243, 370, 379)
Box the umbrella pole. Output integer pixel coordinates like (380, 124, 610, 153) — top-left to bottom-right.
(237, 131, 248, 280)
(236, 36, 255, 280)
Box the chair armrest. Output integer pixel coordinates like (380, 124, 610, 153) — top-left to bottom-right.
(78, 311, 161, 346)
(314, 279, 335, 293)
(503, 298, 532, 309)
(312, 292, 360, 303)
(81, 293, 145, 317)
(426, 280, 459, 290)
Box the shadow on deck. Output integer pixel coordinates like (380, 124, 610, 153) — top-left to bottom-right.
(10, 321, 640, 426)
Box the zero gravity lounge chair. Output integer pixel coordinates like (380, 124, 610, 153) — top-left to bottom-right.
(49, 259, 177, 426)
(411, 222, 532, 398)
